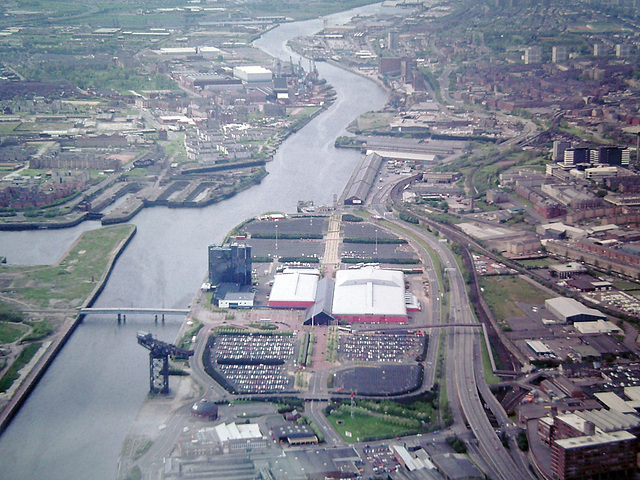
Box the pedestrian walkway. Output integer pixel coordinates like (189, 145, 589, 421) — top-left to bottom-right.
(322, 214, 342, 276)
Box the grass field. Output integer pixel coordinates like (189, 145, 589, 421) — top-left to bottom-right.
(326, 405, 422, 443)
(517, 258, 555, 269)
(0, 122, 20, 134)
(479, 275, 552, 322)
(613, 280, 640, 291)
(0, 322, 29, 343)
(2, 224, 135, 309)
(480, 335, 500, 385)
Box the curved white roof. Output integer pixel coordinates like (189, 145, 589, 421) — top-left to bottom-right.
(332, 267, 406, 316)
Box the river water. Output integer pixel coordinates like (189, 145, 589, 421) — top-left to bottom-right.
(0, 4, 393, 479)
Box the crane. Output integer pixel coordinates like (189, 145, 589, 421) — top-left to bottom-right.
(137, 332, 194, 394)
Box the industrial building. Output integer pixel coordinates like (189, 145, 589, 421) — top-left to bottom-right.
(344, 152, 383, 205)
(191, 400, 219, 421)
(549, 262, 588, 279)
(573, 320, 621, 335)
(267, 266, 408, 324)
(331, 267, 407, 323)
(232, 65, 273, 83)
(544, 297, 606, 323)
(268, 268, 320, 309)
(539, 409, 640, 445)
(273, 424, 318, 446)
(218, 292, 255, 309)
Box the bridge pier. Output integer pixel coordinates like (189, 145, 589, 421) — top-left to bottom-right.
(162, 314, 165, 323)
(118, 313, 121, 324)
(123, 314, 126, 324)
(155, 314, 158, 323)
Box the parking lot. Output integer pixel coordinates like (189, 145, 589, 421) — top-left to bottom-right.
(209, 333, 295, 393)
(242, 217, 328, 237)
(248, 237, 324, 260)
(217, 364, 293, 393)
(341, 223, 418, 262)
(342, 222, 397, 240)
(338, 333, 425, 362)
(362, 444, 401, 476)
(334, 364, 422, 396)
(214, 333, 294, 363)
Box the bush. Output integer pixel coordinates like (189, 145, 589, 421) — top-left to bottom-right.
(278, 256, 319, 263)
(446, 435, 467, 453)
(343, 237, 407, 244)
(517, 431, 529, 451)
(341, 214, 363, 222)
(399, 211, 419, 224)
(0, 302, 25, 323)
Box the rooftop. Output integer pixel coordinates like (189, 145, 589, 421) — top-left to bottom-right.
(554, 430, 636, 450)
(332, 267, 406, 317)
(269, 270, 319, 303)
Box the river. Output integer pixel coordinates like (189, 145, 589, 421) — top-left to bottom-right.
(0, 3, 394, 479)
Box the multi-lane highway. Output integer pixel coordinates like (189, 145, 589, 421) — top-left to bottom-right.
(371, 192, 533, 480)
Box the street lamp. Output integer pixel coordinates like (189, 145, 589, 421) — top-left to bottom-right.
(375, 228, 378, 256)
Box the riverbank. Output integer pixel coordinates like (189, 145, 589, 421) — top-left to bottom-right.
(0, 224, 137, 433)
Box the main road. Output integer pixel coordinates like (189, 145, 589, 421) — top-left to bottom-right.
(368, 193, 533, 480)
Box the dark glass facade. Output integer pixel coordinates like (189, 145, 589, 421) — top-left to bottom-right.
(208, 244, 252, 286)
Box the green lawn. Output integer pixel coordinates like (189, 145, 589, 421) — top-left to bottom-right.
(326, 405, 422, 443)
(0, 322, 29, 343)
(517, 258, 555, 269)
(613, 280, 640, 291)
(0, 122, 20, 134)
(480, 335, 500, 385)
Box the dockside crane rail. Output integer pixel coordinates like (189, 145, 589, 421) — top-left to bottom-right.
(136, 331, 194, 394)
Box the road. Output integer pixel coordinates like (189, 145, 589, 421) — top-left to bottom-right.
(369, 196, 533, 480)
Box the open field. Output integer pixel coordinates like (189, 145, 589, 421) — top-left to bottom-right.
(326, 405, 423, 443)
(478, 275, 553, 322)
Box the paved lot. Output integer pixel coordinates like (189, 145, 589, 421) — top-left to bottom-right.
(243, 217, 328, 237)
(334, 364, 422, 395)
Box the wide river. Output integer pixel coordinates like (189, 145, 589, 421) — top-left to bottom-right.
(0, 3, 395, 479)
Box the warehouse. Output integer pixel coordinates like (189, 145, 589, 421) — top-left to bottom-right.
(233, 65, 273, 83)
(331, 267, 407, 323)
(268, 269, 320, 309)
(545, 297, 606, 323)
(343, 152, 383, 205)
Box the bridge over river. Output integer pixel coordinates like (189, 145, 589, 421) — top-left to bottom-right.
(79, 307, 189, 322)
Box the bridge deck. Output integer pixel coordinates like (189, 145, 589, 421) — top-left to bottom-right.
(79, 307, 189, 315)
